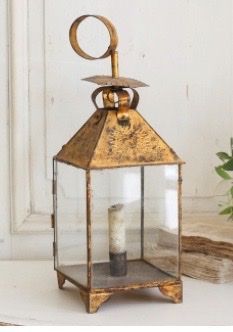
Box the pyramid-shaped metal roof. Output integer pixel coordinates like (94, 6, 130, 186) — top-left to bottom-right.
(55, 109, 183, 169)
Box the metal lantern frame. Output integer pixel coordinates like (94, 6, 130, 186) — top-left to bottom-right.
(52, 15, 184, 313)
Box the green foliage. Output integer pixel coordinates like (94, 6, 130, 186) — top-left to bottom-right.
(216, 152, 231, 161)
(215, 166, 231, 180)
(215, 138, 233, 221)
(219, 206, 233, 215)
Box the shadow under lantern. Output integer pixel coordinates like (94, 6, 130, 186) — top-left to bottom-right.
(52, 15, 185, 313)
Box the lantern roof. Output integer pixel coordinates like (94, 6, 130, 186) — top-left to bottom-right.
(55, 108, 183, 169)
(56, 15, 184, 169)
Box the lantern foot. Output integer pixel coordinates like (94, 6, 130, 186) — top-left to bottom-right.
(80, 290, 112, 313)
(159, 281, 183, 303)
(57, 271, 66, 289)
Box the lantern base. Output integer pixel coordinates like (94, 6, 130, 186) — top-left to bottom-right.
(56, 270, 182, 313)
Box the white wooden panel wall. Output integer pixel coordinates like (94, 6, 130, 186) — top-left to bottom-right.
(0, 0, 233, 258)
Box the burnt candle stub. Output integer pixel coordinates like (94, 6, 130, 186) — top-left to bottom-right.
(108, 204, 127, 276)
(109, 251, 127, 277)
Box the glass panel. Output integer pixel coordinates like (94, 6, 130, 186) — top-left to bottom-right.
(91, 167, 141, 288)
(55, 161, 87, 287)
(144, 165, 179, 278)
(91, 165, 179, 289)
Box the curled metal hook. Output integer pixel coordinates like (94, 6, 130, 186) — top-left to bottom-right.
(69, 15, 118, 60)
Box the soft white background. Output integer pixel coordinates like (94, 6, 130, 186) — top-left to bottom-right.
(1, 0, 233, 259)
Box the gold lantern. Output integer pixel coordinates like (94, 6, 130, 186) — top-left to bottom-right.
(52, 15, 184, 313)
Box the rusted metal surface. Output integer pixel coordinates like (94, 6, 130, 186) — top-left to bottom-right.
(86, 170, 92, 289)
(140, 166, 144, 259)
(114, 89, 130, 123)
(82, 75, 148, 88)
(56, 109, 108, 169)
(56, 14, 183, 169)
(91, 86, 140, 110)
(159, 281, 183, 303)
(80, 290, 112, 314)
(56, 107, 183, 169)
(111, 50, 119, 78)
(69, 14, 147, 87)
(90, 109, 182, 168)
(55, 260, 180, 292)
(53, 14, 184, 313)
(55, 268, 87, 292)
(56, 267, 182, 312)
(57, 271, 66, 289)
(102, 88, 115, 108)
(69, 15, 118, 61)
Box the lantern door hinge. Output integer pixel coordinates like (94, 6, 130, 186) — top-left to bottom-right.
(51, 214, 55, 228)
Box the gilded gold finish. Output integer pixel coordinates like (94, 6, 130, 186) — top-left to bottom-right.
(114, 89, 130, 123)
(69, 15, 118, 61)
(102, 89, 115, 108)
(56, 265, 182, 312)
(159, 281, 183, 303)
(80, 290, 112, 314)
(69, 14, 147, 87)
(111, 50, 119, 78)
(91, 86, 140, 110)
(56, 23, 184, 169)
(83, 75, 148, 88)
(56, 107, 183, 169)
(57, 271, 66, 289)
(86, 170, 92, 288)
(53, 14, 184, 313)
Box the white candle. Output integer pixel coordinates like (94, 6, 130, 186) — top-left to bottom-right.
(108, 204, 125, 254)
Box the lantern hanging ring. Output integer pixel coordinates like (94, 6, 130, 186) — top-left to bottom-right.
(69, 14, 119, 78)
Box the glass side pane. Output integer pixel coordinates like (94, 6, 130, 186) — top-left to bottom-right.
(55, 161, 87, 287)
(91, 166, 179, 289)
(144, 165, 179, 278)
(91, 167, 141, 288)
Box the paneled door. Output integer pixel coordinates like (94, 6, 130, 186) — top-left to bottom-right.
(1, 0, 232, 259)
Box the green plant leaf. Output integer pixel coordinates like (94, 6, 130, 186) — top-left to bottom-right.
(216, 152, 231, 161)
(231, 137, 233, 157)
(215, 166, 231, 179)
(230, 187, 233, 198)
(219, 206, 233, 215)
(222, 159, 233, 171)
